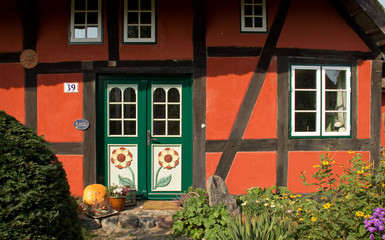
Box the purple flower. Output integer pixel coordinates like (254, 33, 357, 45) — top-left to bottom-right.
(380, 225, 385, 232)
(382, 235, 385, 240)
(369, 227, 377, 233)
(371, 234, 375, 240)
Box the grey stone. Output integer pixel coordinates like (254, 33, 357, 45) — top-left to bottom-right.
(101, 215, 119, 229)
(79, 214, 101, 230)
(139, 216, 156, 228)
(206, 175, 241, 218)
(155, 215, 174, 229)
(119, 214, 139, 229)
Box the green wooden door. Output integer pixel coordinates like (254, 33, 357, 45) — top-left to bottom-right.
(98, 76, 192, 199)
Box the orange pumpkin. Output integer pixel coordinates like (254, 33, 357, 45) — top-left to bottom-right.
(83, 184, 106, 205)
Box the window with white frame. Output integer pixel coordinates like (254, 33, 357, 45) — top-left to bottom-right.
(290, 65, 351, 137)
(123, 0, 156, 43)
(240, 0, 267, 32)
(70, 0, 102, 43)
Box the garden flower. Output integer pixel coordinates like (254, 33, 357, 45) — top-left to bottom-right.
(323, 203, 331, 209)
(311, 217, 317, 222)
(355, 211, 364, 217)
(241, 201, 247, 206)
(313, 164, 320, 168)
(348, 150, 355, 154)
(357, 170, 364, 174)
(322, 160, 329, 166)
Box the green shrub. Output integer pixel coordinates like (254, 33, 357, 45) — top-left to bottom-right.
(0, 111, 83, 239)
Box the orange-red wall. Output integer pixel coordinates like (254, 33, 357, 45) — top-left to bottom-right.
(0, 2, 22, 52)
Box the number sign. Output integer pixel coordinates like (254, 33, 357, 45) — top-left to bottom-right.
(64, 83, 79, 93)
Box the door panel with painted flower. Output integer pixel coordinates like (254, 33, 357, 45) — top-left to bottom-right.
(99, 76, 192, 199)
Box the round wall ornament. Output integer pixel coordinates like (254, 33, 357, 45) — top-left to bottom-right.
(20, 49, 39, 69)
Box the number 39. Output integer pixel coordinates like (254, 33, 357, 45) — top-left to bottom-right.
(64, 83, 78, 93)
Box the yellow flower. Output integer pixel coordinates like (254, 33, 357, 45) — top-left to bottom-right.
(348, 150, 356, 154)
(357, 170, 364, 174)
(313, 164, 320, 168)
(355, 211, 364, 217)
(321, 196, 326, 200)
(322, 160, 329, 166)
(299, 218, 303, 221)
(297, 194, 302, 198)
(311, 217, 317, 222)
(298, 208, 302, 211)
(323, 203, 331, 209)
(306, 209, 311, 213)
(346, 195, 349, 199)
(365, 215, 371, 219)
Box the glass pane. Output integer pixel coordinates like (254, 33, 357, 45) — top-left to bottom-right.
(110, 121, 122, 135)
(153, 105, 165, 118)
(295, 112, 316, 132)
(244, 0, 252, 3)
(127, 0, 139, 10)
(141, 0, 152, 10)
(295, 91, 316, 110)
(86, 27, 98, 38)
(254, 5, 263, 15)
(75, 0, 86, 10)
(109, 88, 121, 102)
(325, 70, 347, 89)
(245, 5, 252, 15)
(295, 69, 317, 89)
(325, 91, 347, 110)
(87, 0, 99, 10)
(75, 12, 85, 24)
(124, 121, 136, 135)
(140, 26, 151, 38)
(153, 88, 166, 102)
(124, 88, 136, 102)
(245, 17, 252, 28)
(127, 26, 138, 38)
(168, 121, 180, 135)
(254, 17, 263, 28)
(87, 12, 98, 24)
(124, 104, 136, 118)
(127, 13, 139, 24)
(255, 0, 262, 3)
(109, 104, 121, 118)
(168, 88, 180, 102)
(140, 12, 152, 24)
(74, 27, 86, 38)
(168, 105, 180, 119)
(153, 121, 165, 135)
(325, 112, 346, 132)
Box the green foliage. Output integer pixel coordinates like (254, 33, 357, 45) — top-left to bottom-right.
(172, 187, 232, 239)
(0, 111, 83, 239)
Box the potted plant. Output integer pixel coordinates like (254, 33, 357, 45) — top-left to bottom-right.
(106, 185, 128, 211)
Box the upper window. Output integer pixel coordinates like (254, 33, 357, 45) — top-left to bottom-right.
(70, 0, 102, 43)
(290, 65, 351, 137)
(123, 0, 156, 43)
(240, 0, 267, 32)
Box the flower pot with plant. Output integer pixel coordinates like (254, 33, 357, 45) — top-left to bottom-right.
(106, 185, 128, 211)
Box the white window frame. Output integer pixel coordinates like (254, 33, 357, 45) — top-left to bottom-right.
(69, 0, 102, 43)
(240, 0, 267, 32)
(290, 65, 351, 137)
(123, 0, 156, 43)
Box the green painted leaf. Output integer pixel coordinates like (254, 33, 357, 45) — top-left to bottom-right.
(118, 174, 134, 187)
(155, 175, 172, 188)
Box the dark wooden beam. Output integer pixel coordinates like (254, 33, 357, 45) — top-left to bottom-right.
(371, 60, 382, 167)
(192, 0, 207, 189)
(107, 0, 119, 60)
(207, 47, 262, 57)
(355, 0, 385, 33)
(49, 142, 83, 155)
(16, 0, 37, 50)
(24, 68, 37, 131)
(0, 53, 20, 63)
(274, 48, 376, 60)
(206, 139, 277, 152)
(289, 138, 372, 151)
(214, 0, 292, 180)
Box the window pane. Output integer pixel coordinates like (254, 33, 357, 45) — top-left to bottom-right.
(168, 88, 180, 102)
(109, 88, 121, 102)
(295, 69, 317, 89)
(127, 26, 139, 38)
(245, 5, 252, 15)
(74, 27, 86, 38)
(245, 17, 253, 27)
(127, 13, 139, 24)
(325, 70, 347, 89)
(124, 88, 136, 102)
(75, 0, 86, 10)
(325, 112, 346, 132)
(244, 0, 252, 3)
(110, 121, 122, 135)
(153, 105, 165, 118)
(88, 0, 99, 10)
(87, 12, 98, 24)
(295, 112, 316, 132)
(153, 88, 165, 102)
(254, 5, 263, 15)
(86, 27, 98, 38)
(124, 121, 136, 135)
(109, 104, 121, 118)
(254, 17, 263, 28)
(140, 12, 152, 24)
(168, 121, 180, 135)
(124, 104, 136, 118)
(127, 0, 139, 10)
(325, 91, 347, 110)
(140, 26, 151, 38)
(295, 91, 316, 110)
(141, 0, 152, 10)
(255, 0, 262, 3)
(153, 121, 165, 135)
(168, 105, 180, 119)
(75, 12, 85, 24)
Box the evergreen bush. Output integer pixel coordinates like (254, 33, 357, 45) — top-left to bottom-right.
(0, 111, 83, 239)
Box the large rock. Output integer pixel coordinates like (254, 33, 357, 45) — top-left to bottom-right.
(206, 175, 240, 218)
(155, 215, 174, 229)
(101, 215, 119, 229)
(139, 217, 156, 228)
(79, 214, 101, 230)
(119, 214, 139, 229)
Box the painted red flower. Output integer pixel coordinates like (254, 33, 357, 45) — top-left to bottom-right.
(158, 148, 179, 169)
(111, 147, 133, 169)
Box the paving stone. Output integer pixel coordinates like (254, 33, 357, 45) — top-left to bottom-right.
(155, 215, 174, 229)
(79, 214, 101, 230)
(119, 214, 139, 229)
(101, 215, 119, 229)
(139, 216, 156, 228)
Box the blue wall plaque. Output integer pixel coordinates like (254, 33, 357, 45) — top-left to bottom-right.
(74, 119, 90, 131)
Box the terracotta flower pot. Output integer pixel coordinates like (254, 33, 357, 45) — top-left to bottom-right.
(108, 197, 126, 211)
